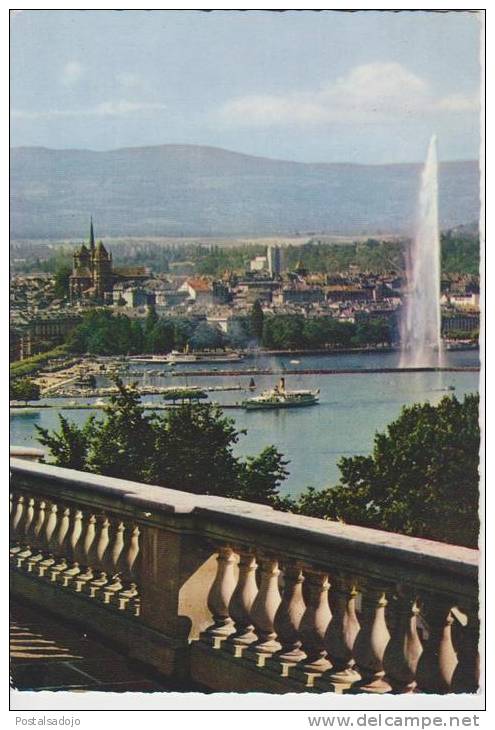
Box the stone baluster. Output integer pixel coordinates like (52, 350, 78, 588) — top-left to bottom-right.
(323, 576, 362, 691)
(226, 548, 258, 656)
(61, 509, 84, 587)
(383, 588, 423, 693)
(49, 506, 71, 581)
(37, 502, 59, 577)
(451, 603, 480, 693)
(15, 497, 35, 567)
(102, 519, 126, 604)
(88, 514, 110, 597)
(26, 499, 47, 573)
(249, 555, 282, 665)
(9, 494, 25, 558)
(202, 546, 238, 648)
(118, 523, 141, 613)
(354, 584, 392, 692)
(73, 512, 97, 592)
(416, 597, 459, 693)
(299, 569, 332, 686)
(274, 563, 307, 675)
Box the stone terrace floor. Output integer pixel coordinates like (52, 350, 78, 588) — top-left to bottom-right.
(10, 600, 200, 693)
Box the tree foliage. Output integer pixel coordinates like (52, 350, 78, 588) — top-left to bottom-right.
(53, 264, 72, 299)
(290, 394, 480, 548)
(10, 378, 41, 403)
(36, 380, 479, 546)
(262, 314, 391, 350)
(37, 378, 288, 505)
(36, 414, 93, 470)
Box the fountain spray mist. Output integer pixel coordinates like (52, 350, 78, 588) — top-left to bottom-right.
(400, 135, 444, 368)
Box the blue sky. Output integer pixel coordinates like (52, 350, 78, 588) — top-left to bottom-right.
(10, 10, 481, 164)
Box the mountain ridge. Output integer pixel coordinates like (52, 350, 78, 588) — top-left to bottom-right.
(10, 144, 480, 239)
(11, 142, 478, 168)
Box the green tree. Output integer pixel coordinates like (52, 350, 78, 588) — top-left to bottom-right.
(10, 378, 41, 403)
(235, 446, 289, 506)
(262, 315, 305, 350)
(37, 379, 287, 505)
(147, 319, 175, 354)
(67, 310, 135, 355)
(190, 322, 225, 351)
(86, 380, 156, 482)
(226, 316, 250, 348)
(53, 264, 72, 299)
(250, 299, 264, 342)
(36, 415, 94, 470)
(144, 305, 159, 341)
(173, 319, 196, 351)
(302, 318, 329, 348)
(150, 403, 241, 495)
(352, 318, 391, 347)
(130, 320, 145, 354)
(293, 394, 480, 548)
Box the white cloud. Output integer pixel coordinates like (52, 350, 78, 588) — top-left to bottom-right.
(436, 92, 479, 112)
(61, 61, 84, 87)
(219, 62, 479, 127)
(12, 100, 167, 120)
(116, 72, 145, 90)
(91, 100, 166, 116)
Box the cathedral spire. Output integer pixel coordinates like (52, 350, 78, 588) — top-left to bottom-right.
(89, 217, 95, 250)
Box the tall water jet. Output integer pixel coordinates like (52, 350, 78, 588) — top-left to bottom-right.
(400, 135, 443, 368)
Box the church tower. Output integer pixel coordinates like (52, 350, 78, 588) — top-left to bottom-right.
(93, 240, 113, 300)
(69, 223, 93, 300)
(89, 216, 96, 256)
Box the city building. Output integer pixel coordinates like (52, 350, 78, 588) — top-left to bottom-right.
(273, 284, 325, 306)
(267, 245, 282, 276)
(113, 285, 156, 308)
(69, 220, 148, 302)
(10, 312, 82, 361)
(249, 255, 267, 272)
(178, 277, 215, 306)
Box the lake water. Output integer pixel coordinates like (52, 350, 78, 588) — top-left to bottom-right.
(10, 349, 480, 496)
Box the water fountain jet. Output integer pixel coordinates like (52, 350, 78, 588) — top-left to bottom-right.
(400, 135, 444, 368)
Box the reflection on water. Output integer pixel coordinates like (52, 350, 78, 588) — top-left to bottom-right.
(10, 410, 42, 421)
(10, 351, 479, 496)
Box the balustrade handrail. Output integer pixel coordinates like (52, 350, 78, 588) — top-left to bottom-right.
(10, 454, 481, 694)
(10, 457, 478, 595)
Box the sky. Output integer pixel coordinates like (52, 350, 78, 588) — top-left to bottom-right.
(10, 9, 482, 164)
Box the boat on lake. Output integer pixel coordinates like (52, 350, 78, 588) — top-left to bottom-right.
(242, 378, 319, 411)
(445, 341, 477, 351)
(166, 350, 245, 364)
(129, 350, 245, 365)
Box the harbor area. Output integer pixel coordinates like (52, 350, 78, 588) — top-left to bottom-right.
(10, 348, 480, 494)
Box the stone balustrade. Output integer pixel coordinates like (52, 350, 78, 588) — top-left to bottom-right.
(10, 456, 479, 694)
(9, 446, 45, 462)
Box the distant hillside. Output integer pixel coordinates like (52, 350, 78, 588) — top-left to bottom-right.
(10, 144, 480, 239)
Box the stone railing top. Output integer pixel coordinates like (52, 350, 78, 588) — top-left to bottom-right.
(10, 457, 478, 585)
(10, 446, 45, 460)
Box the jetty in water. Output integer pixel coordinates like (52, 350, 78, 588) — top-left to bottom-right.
(167, 366, 479, 378)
